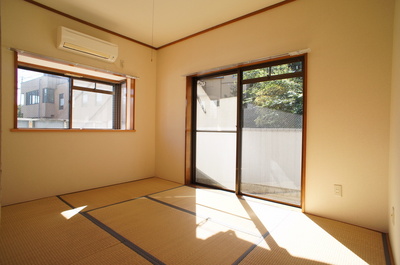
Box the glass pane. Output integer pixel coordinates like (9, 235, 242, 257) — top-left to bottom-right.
(196, 74, 237, 131)
(241, 77, 303, 205)
(73, 80, 95, 89)
(243, 67, 270, 80)
(271, 61, 302, 76)
(195, 73, 237, 191)
(120, 82, 127, 130)
(72, 90, 113, 129)
(17, 69, 70, 128)
(96, 83, 114, 92)
(243, 61, 303, 80)
(196, 132, 236, 190)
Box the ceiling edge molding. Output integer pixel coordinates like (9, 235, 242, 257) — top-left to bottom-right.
(23, 0, 297, 50)
(23, 0, 155, 49)
(156, 0, 297, 50)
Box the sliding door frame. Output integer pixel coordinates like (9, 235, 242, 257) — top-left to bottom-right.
(185, 54, 307, 210)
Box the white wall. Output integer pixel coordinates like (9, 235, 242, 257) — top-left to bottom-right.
(0, 0, 157, 205)
(389, 0, 400, 263)
(156, 0, 394, 232)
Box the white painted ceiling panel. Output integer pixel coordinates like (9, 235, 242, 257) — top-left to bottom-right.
(31, 0, 288, 47)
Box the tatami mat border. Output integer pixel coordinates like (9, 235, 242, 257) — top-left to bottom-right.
(59, 184, 184, 212)
(58, 177, 183, 197)
(56, 196, 165, 265)
(55, 183, 393, 265)
(145, 191, 278, 265)
(146, 195, 264, 238)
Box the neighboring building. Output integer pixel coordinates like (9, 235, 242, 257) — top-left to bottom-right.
(19, 73, 69, 128)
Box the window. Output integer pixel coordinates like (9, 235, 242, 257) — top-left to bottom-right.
(15, 53, 135, 130)
(59, 94, 64, 110)
(25, 90, 39, 105)
(42, 88, 55, 103)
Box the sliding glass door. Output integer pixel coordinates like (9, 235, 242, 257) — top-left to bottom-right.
(240, 59, 304, 205)
(194, 73, 238, 190)
(192, 56, 305, 207)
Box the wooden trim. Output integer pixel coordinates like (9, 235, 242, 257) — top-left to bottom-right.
(384, 234, 395, 265)
(130, 78, 136, 130)
(11, 128, 136, 132)
(242, 72, 303, 84)
(196, 130, 236, 133)
(24, 0, 297, 50)
(68, 79, 73, 129)
(18, 62, 123, 84)
(157, 0, 297, 49)
(13, 51, 18, 129)
(187, 54, 296, 78)
(72, 86, 114, 95)
(23, 0, 155, 50)
(236, 71, 242, 195)
(185, 77, 193, 185)
(301, 54, 308, 212)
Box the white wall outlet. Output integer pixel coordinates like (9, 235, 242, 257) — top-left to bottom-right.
(334, 184, 342, 197)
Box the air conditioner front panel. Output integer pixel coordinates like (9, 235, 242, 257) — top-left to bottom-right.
(57, 27, 118, 63)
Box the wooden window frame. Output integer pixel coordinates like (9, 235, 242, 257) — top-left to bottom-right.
(13, 52, 136, 132)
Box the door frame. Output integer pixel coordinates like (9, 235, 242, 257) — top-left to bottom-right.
(185, 54, 307, 210)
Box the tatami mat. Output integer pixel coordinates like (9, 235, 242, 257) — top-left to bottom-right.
(89, 197, 262, 265)
(0, 180, 391, 265)
(60, 177, 182, 211)
(238, 211, 386, 265)
(71, 244, 152, 265)
(0, 197, 123, 265)
(149, 186, 294, 237)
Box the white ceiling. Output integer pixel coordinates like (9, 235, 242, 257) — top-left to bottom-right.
(30, 0, 288, 48)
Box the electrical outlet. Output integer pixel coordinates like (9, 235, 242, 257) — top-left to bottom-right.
(334, 184, 342, 197)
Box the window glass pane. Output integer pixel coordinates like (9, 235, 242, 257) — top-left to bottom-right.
(241, 77, 303, 206)
(195, 132, 236, 190)
(96, 83, 113, 92)
(59, 94, 64, 110)
(73, 80, 113, 92)
(270, 62, 302, 76)
(243, 77, 303, 128)
(120, 82, 127, 130)
(196, 74, 237, 131)
(243, 67, 270, 80)
(243, 61, 303, 80)
(17, 69, 70, 128)
(43, 88, 55, 103)
(73, 80, 95, 89)
(72, 90, 113, 129)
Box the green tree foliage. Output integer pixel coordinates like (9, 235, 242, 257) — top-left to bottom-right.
(243, 62, 303, 128)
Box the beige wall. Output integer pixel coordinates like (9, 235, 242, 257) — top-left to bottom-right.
(389, 0, 400, 263)
(156, 0, 394, 232)
(0, 0, 157, 205)
(0, 0, 396, 235)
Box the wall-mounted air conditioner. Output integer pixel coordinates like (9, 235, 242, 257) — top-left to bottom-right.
(57, 26, 118, 63)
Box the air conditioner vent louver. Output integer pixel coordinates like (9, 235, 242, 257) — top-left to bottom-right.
(57, 26, 118, 63)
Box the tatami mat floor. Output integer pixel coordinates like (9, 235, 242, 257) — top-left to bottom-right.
(0, 177, 392, 265)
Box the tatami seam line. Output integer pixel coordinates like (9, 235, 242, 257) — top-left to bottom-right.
(58, 184, 184, 213)
(56, 195, 165, 265)
(146, 196, 265, 238)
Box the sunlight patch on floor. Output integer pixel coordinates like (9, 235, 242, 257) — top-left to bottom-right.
(61, 205, 87, 219)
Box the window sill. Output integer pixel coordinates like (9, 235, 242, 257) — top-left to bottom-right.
(10, 128, 136, 132)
